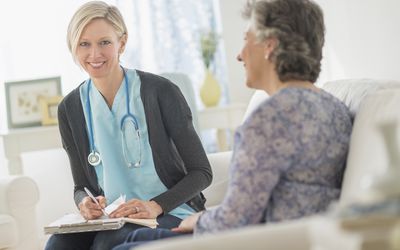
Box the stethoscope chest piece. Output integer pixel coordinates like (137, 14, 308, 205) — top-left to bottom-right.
(88, 151, 101, 166)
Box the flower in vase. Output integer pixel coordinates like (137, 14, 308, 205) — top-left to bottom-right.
(200, 30, 219, 69)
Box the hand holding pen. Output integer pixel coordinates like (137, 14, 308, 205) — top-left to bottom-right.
(79, 187, 108, 219)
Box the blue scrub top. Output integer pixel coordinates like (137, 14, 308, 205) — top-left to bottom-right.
(80, 68, 194, 219)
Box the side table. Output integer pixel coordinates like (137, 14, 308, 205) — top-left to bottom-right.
(198, 103, 247, 151)
(0, 126, 62, 175)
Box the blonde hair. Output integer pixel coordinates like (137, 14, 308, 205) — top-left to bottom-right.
(67, 1, 128, 62)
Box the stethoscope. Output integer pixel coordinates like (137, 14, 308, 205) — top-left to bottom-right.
(86, 67, 142, 168)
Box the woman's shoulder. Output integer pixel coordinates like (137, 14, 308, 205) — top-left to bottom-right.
(268, 87, 348, 112)
(246, 87, 350, 125)
(246, 88, 301, 118)
(135, 69, 182, 101)
(59, 82, 85, 110)
(136, 70, 176, 89)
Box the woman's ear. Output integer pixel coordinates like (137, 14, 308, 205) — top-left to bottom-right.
(119, 34, 128, 54)
(263, 37, 278, 59)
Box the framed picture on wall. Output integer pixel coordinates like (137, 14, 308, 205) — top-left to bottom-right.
(39, 95, 64, 126)
(5, 77, 62, 129)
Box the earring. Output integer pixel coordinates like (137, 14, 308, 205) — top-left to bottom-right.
(264, 54, 269, 60)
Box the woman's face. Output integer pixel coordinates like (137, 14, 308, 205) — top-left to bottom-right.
(76, 18, 126, 79)
(237, 29, 267, 89)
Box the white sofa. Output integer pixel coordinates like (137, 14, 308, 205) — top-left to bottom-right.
(0, 175, 40, 250)
(134, 79, 400, 250)
(2, 79, 400, 250)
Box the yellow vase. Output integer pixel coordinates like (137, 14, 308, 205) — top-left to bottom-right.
(200, 69, 221, 107)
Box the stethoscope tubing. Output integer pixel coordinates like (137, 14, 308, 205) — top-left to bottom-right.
(86, 66, 140, 167)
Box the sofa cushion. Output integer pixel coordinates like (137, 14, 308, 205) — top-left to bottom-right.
(203, 151, 232, 208)
(322, 79, 400, 206)
(0, 214, 18, 248)
(339, 88, 400, 206)
(322, 78, 400, 119)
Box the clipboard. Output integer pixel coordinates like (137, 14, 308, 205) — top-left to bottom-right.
(45, 194, 158, 234)
(44, 213, 158, 234)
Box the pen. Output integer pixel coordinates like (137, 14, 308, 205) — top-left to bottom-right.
(84, 187, 109, 217)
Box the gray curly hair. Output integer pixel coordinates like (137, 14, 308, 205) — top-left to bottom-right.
(243, 0, 325, 83)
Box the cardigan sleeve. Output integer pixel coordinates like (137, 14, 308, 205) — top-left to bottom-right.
(149, 80, 212, 213)
(57, 93, 100, 208)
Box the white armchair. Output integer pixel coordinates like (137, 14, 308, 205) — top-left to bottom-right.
(135, 79, 400, 250)
(0, 175, 40, 250)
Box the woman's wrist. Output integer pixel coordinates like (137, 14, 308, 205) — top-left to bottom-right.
(149, 200, 163, 216)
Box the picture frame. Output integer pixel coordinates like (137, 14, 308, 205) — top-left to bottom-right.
(40, 95, 64, 126)
(5, 77, 62, 129)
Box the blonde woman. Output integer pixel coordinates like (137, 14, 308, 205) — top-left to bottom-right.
(45, 1, 211, 249)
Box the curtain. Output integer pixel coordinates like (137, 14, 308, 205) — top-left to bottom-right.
(116, 0, 229, 108)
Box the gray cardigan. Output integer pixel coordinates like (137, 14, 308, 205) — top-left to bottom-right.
(57, 70, 212, 213)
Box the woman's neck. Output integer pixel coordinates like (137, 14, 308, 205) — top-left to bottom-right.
(279, 80, 319, 91)
(91, 66, 124, 108)
(261, 72, 318, 95)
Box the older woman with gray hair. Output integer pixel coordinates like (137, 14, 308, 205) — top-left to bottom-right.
(113, 0, 352, 248)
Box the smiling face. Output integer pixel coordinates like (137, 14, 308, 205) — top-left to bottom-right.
(237, 29, 268, 90)
(76, 18, 126, 80)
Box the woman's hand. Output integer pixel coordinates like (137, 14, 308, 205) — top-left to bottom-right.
(109, 199, 163, 219)
(171, 212, 203, 233)
(79, 196, 107, 220)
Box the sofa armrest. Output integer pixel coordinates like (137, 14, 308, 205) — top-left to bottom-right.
(135, 218, 312, 250)
(0, 214, 18, 248)
(0, 175, 40, 250)
(0, 175, 40, 212)
(203, 151, 232, 208)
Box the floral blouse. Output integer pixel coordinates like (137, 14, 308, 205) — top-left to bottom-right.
(195, 87, 352, 234)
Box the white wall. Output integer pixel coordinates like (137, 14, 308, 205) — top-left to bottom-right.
(0, 0, 90, 133)
(318, 0, 400, 82)
(218, 0, 254, 104)
(218, 0, 400, 100)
